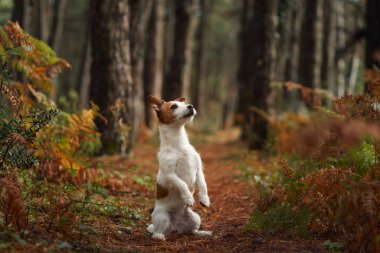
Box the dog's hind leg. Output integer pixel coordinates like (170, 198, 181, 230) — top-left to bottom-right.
(151, 209, 171, 241)
(173, 207, 212, 236)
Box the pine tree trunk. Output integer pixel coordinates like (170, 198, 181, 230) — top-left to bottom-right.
(11, 0, 26, 27)
(285, 0, 302, 82)
(129, 0, 153, 142)
(78, 19, 91, 108)
(366, 0, 380, 69)
(321, 0, 336, 91)
(48, 0, 67, 51)
(31, 0, 50, 42)
(89, 0, 133, 155)
(336, 0, 346, 97)
(192, 0, 211, 112)
(143, 0, 165, 128)
(298, 0, 323, 90)
(237, 0, 276, 149)
(163, 0, 196, 100)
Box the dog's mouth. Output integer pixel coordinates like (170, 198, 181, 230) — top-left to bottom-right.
(182, 111, 194, 119)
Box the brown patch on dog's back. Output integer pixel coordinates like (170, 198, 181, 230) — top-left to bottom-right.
(156, 183, 169, 199)
(156, 102, 176, 124)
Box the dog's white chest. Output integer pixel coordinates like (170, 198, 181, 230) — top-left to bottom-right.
(174, 151, 198, 190)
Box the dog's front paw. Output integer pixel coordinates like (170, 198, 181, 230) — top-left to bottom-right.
(152, 233, 166, 241)
(200, 195, 210, 207)
(183, 194, 195, 206)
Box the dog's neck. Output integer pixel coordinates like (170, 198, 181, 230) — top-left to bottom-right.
(158, 124, 190, 148)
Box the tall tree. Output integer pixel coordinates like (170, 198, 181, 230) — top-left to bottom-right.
(143, 0, 165, 128)
(298, 0, 323, 92)
(321, 0, 336, 91)
(237, 0, 276, 149)
(48, 0, 67, 51)
(89, 0, 133, 155)
(11, 0, 26, 27)
(129, 0, 153, 141)
(163, 0, 196, 100)
(31, 0, 50, 42)
(192, 0, 212, 112)
(366, 0, 380, 69)
(336, 0, 346, 97)
(284, 0, 302, 82)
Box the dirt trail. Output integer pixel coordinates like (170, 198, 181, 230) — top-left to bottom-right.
(113, 133, 324, 253)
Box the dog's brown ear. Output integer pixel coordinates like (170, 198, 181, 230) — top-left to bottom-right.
(149, 95, 164, 111)
(175, 97, 185, 102)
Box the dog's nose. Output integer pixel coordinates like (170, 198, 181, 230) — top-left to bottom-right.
(187, 105, 194, 110)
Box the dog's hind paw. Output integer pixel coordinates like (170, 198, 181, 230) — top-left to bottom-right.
(152, 233, 166, 241)
(193, 230, 212, 237)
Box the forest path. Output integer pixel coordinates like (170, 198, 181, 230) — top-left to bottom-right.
(124, 134, 259, 253)
(109, 130, 323, 253)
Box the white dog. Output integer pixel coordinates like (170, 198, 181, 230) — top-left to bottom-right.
(147, 95, 211, 241)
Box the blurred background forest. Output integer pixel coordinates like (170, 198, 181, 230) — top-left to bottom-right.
(1, 0, 380, 252)
(1, 0, 376, 152)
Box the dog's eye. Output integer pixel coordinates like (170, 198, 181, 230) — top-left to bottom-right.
(170, 104, 178, 110)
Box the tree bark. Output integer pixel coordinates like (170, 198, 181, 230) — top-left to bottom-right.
(321, 0, 336, 91)
(89, 0, 133, 155)
(143, 0, 165, 128)
(78, 18, 91, 108)
(192, 0, 211, 112)
(336, 0, 346, 97)
(11, 0, 26, 28)
(366, 0, 380, 69)
(31, 0, 50, 42)
(163, 0, 196, 100)
(284, 0, 302, 82)
(298, 0, 323, 90)
(237, 0, 276, 149)
(48, 0, 67, 51)
(129, 0, 153, 142)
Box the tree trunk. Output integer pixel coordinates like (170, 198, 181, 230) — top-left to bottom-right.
(163, 0, 196, 100)
(31, 0, 50, 42)
(366, 0, 380, 69)
(236, 0, 254, 117)
(48, 0, 67, 51)
(321, 0, 336, 91)
(78, 18, 91, 108)
(336, 0, 346, 97)
(143, 0, 165, 128)
(237, 0, 276, 149)
(298, 0, 323, 90)
(285, 0, 302, 82)
(89, 0, 133, 155)
(11, 0, 26, 28)
(192, 0, 211, 112)
(129, 0, 153, 142)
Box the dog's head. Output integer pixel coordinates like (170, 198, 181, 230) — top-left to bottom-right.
(149, 95, 196, 126)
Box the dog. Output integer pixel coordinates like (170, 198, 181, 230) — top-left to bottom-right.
(147, 95, 211, 241)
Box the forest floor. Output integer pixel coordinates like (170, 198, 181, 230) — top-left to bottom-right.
(6, 129, 327, 253)
(81, 128, 325, 253)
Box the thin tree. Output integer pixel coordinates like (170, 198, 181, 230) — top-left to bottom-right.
(366, 0, 380, 70)
(89, 0, 133, 155)
(48, 0, 67, 51)
(298, 0, 323, 92)
(143, 0, 166, 128)
(163, 0, 196, 100)
(129, 0, 153, 141)
(192, 0, 212, 112)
